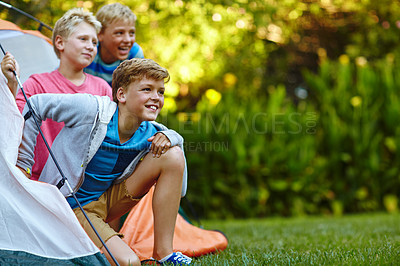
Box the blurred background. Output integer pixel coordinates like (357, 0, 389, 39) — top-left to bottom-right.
(1, 0, 400, 219)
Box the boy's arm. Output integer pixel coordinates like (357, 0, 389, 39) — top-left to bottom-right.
(150, 121, 184, 147)
(16, 93, 98, 174)
(147, 128, 184, 157)
(147, 132, 171, 157)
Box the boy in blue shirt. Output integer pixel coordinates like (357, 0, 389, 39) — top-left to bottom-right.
(84, 3, 144, 86)
(8, 58, 192, 265)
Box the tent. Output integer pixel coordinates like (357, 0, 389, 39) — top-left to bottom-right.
(0, 19, 59, 83)
(0, 74, 109, 264)
(0, 16, 228, 263)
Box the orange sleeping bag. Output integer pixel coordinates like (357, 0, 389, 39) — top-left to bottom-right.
(120, 186, 228, 260)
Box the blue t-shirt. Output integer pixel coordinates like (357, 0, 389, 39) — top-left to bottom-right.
(67, 108, 157, 209)
(84, 42, 144, 86)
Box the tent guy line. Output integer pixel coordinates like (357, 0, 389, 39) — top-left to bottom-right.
(0, 43, 119, 266)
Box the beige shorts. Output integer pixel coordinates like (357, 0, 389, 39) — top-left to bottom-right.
(73, 180, 141, 248)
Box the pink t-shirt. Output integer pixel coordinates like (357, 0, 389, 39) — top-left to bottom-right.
(16, 70, 112, 180)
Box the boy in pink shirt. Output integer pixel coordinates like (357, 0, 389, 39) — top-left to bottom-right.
(15, 8, 112, 180)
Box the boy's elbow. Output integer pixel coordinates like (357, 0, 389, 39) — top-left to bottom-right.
(177, 134, 184, 145)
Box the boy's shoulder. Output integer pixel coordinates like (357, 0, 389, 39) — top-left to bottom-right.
(25, 70, 58, 81)
(129, 42, 144, 59)
(23, 70, 61, 88)
(149, 121, 169, 131)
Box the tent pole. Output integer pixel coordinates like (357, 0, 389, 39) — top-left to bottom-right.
(0, 1, 53, 32)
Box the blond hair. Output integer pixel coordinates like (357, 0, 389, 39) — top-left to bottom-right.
(96, 3, 137, 32)
(112, 58, 170, 103)
(52, 8, 101, 58)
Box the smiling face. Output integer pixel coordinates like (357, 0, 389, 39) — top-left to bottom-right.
(98, 19, 136, 64)
(55, 21, 98, 69)
(118, 77, 165, 125)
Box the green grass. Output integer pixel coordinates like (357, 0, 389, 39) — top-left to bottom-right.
(191, 213, 400, 265)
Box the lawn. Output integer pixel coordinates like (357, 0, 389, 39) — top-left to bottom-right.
(191, 212, 400, 265)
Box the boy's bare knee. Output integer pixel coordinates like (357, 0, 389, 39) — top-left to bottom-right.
(163, 146, 184, 167)
(166, 146, 184, 157)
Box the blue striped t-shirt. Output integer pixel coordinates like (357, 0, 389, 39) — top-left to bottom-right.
(67, 108, 157, 209)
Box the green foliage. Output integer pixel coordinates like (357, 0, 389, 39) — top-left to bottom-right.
(303, 56, 400, 214)
(195, 213, 400, 265)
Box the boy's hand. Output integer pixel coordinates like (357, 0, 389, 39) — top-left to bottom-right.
(1, 52, 19, 97)
(148, 133, 171, 158)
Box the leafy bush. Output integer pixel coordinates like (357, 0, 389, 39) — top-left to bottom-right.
(163, 55, 400, 219)
(303, 55, 400, 214)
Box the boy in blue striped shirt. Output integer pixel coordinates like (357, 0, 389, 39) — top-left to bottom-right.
(85, 3, 144, 86)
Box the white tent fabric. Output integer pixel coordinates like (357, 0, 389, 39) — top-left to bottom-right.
(0, 28, 59, 84)
(0, 74, 103, 260)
